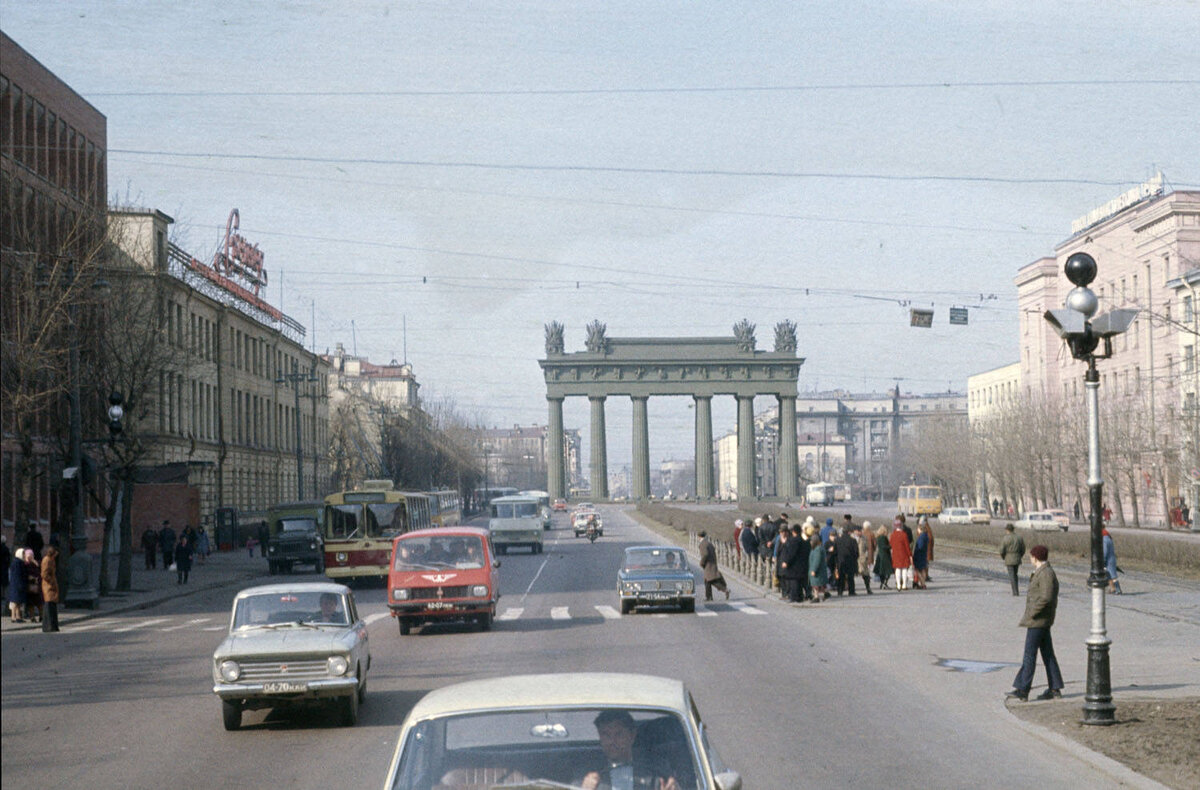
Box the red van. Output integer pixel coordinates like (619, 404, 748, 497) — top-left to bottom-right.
(387, 527, 501, 635)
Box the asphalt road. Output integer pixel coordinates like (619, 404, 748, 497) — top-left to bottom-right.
(2, 506, 1187, 789)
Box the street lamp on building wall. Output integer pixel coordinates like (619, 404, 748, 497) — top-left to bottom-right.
(1044, 251, 1137, 726)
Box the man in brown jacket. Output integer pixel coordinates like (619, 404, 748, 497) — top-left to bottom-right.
(1006, 545, 1062, 701)
(40, 537, 60, 633)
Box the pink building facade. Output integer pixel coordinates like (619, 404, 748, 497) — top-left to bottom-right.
(1015, 183, 1200, 525)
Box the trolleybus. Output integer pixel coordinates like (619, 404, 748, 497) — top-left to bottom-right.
(426, 489, 463, 527)
(323, 480, 432, 582)
(897, 484, 944, 517)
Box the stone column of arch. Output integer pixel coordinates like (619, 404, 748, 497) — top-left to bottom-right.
(736, 394, 756, 501)
(589, 395, 609, 499)
(694, 395, 714, 499)
(777, 394, 798, 499)
(547, 396, 565, 500)
(632, 396, 650, 500)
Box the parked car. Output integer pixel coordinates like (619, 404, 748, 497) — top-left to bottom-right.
(212, 582, 370, 731)
(1014, 511, 1068, 532)
(265, 500, 325, 575)
(388, 527, 500, 635)
(938, 507, 973, 524)
(379, 673, 742, 790)
(573, 510, 603, 537)
(618, 546, 696, 614)
(968, 507, 992, 525)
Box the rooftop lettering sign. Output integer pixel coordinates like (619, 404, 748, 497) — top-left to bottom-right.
(213, 209, 268, 296)
(1071, 172, 1164, 235)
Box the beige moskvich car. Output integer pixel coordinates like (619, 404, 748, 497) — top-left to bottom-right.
(212, 582, 370, 731)
(380, 673, 741, 789)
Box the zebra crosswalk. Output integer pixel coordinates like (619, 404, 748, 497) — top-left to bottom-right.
(21, 600, 768, 637)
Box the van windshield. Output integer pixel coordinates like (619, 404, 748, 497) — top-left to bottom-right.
(394, 536, 486, 570)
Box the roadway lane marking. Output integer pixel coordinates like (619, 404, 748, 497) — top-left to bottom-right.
(694, 606, 718, 617)
(730, 601, 767, 615)
(113, 617, 170, 632)
(498, 608, 523, 621)
(594, 605, 621, 619)
(160, 617, 210, 632)
(202, 626, 225, 631)
(365, 612, 390, 626)
(67, 619, 121, 631)
(550, 606, 571, 620)
(520, 557, 551, 602)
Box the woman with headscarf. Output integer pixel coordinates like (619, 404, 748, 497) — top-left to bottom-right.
(7, 548, 29, 622)
(808, 533, 829, 602)
(912, 524, 930, 589)
(40, 538, 60, 632)
(873, 525, 892, 589)
(24, 547, 43, 622)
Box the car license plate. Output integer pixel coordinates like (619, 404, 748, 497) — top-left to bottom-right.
(643, 592, 672, 600)
(263, 681, 306, 693)
(426, 601, 455, 610)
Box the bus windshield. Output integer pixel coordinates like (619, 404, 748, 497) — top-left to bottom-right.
(491, 502, 539, 519)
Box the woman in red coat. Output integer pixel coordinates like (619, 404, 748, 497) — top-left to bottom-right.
(889, 520, 913, 591)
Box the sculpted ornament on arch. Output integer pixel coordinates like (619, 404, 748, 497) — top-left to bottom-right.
(774, 320, 798, 352)
(544, 321, 565, 356)
(585, 320, 610, 354)
(733, 319, 756, 352)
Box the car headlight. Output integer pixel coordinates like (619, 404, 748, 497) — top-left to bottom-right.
(310, 541, 318, 550)
(471, 585, 488, 597)
(327, 656, 349, 676)
(219, 660, 242, 682)
(623, 582, 641, 593)
(336, 552, 347, 563)
(393, 588, 410, 601)
(267, 544, 277, 554)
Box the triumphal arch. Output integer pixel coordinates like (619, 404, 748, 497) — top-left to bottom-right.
(540, 319, 804, 502)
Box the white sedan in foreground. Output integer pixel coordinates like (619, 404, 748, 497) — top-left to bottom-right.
(381, 673, 741, 790)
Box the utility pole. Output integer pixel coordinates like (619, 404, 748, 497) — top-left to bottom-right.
(277, 360, 319, 500)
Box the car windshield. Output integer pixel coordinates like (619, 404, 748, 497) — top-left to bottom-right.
(491, 502, 540, 518)
(394, 535, 486, 570)
(622, 549, 686, 572)
(278, 517, 317, 534)
(231, 591, 350, 629)
(388, 707, 699, 790)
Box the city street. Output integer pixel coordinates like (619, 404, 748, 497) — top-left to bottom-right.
(4, 507, 1192, 788)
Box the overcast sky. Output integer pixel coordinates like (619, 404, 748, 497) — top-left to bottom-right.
(4, 1, 1197, 465)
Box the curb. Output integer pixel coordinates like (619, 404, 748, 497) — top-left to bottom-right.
(1002, 699, 1174, 790)
(2, 566, 262, 633)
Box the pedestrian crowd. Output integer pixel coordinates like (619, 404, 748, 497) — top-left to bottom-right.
(731, 511, 939, 604)
(139, 520, 210, 585)
(3, 526, 60, 632)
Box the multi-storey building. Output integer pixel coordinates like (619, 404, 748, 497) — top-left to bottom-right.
(479, 424, 581, 493)
(2, 33, 108, 547)
(1015, 178, 1199, 525)
(110, 208, 331, 526)
(1167, 267, 1199, 523)
(716, 389, 966, 501)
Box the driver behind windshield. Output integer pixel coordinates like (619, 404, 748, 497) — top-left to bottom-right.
(311, 592, 344, 624)
(580, 710, 679, 790)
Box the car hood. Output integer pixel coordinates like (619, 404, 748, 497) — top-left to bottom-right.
(619, 568, 694, 581)
(213, 627, 352, 660)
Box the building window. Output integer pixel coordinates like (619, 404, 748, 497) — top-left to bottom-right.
(1185, 295, 1195, 324)
(1186, 346, 1195, 375)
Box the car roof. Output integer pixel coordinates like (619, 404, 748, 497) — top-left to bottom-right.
(394, 526, 490, 539)
(625, 545, 681, 554)
(404, 673, 689, 722)
(234, 582, 351, 599)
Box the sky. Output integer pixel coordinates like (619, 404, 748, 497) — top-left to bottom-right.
(3, 0, 1198, 466)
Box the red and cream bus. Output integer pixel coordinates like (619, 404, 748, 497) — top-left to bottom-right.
(323, 480, 432, 583)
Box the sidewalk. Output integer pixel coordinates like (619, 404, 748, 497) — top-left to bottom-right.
(1, 549, 266, 633)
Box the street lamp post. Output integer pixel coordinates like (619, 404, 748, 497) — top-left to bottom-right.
(1044, 251, 1138, 726)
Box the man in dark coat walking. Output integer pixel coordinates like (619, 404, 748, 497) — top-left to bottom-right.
(697, 531, 729, 602)
(1007, 545, 1064, 701)
(834, 524, 859, 596)
(141, 525, 158, 570)
(159, 520, 176, 570)
(778, 525, 808, 602)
